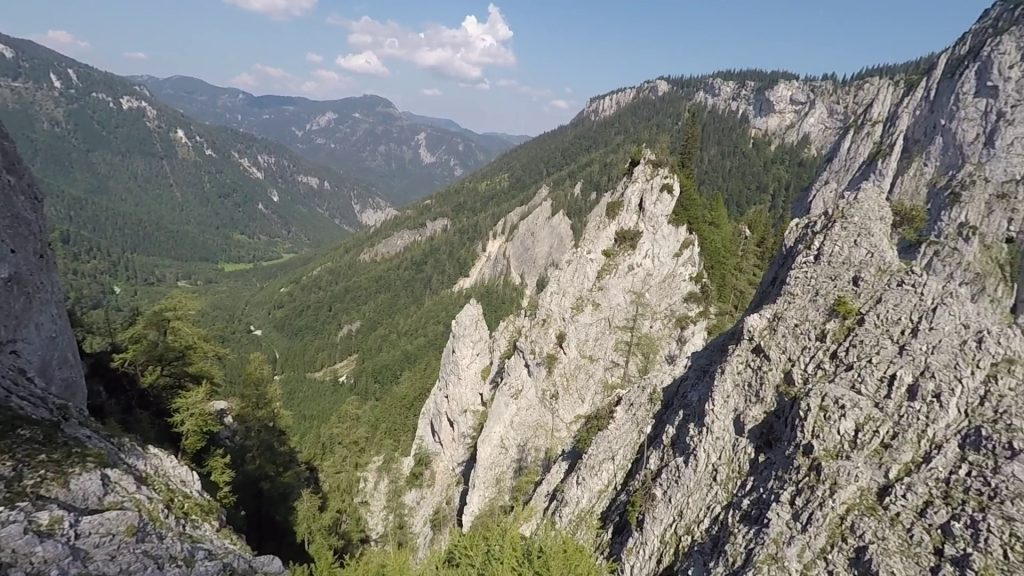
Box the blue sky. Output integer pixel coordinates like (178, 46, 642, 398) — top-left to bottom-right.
(1, 0, 993, 135)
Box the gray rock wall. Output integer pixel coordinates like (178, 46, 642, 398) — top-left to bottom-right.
(0, 121, 85, 408)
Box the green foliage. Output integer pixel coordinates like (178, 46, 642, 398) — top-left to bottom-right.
(168, 383, 219, 459)
(543, 352, 559, 374)
(626, 146, 644, 175)
(535, 272, 550, 294)
(891, 201, 928, 244)
(613, 228, 642, 252)
(831, 295, 859, 321)
(573, 402, 616, 454)
(626, 473, 653, 528)
(668, 108, 819, 334)
(202, 448, 237, 508)
(602, 228, 643, 260)
(335, 513, 612, 576)
(604, 199, 624, 220)
(114, 293, 227, 396)
(555, 330, 567, 350)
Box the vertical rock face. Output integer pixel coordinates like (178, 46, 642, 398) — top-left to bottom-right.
(401, 301, 493, 553)
(462, 156, 706, 529)
(454, 186, 574, 292)
(610, 3, 1024, 574)
(413, 300, 493, 471)
(0, 121, 85, 408)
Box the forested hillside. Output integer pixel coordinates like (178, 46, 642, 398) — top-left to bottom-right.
(139, 75, 523, 204)
(0, 32, 388, 348)
(201, 71, 821, 565)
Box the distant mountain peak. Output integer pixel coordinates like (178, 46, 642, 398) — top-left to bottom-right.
(139, 75, 528, 204)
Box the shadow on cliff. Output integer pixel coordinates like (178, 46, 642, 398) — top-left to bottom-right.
(82, 347, 312, 564)
(599, 161, 819, 566)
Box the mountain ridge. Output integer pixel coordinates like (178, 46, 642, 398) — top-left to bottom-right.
(137, 75, 528, 204)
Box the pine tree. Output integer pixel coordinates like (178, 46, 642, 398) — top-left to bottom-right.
(114, 292, 227, 396)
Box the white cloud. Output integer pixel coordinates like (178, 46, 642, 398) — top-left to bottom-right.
(232, 62, 352, 98)
(123, 51, 148, 60)
(420, 88, 442, 96)
(33, 30, 90, 53)
(306, 51, 324, 63)
(331, 3, 515, 82)
(231, 72, 259, 89)
(253, 63, 291, 79)
(336, 50, 390, 77)
(495, 78, 551, 99)
(546, 99, 573, 111)
(459, 79, 490, 91)
(224, 0, 316, 19)
(311, 68, 343, 83)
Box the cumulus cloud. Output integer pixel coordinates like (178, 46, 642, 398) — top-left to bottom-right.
(545, 98, 576, 113)
(330, 3, 515, 82)
(223, 0, 316, 19)
(335, 50, 390, 76)
(32, 30, 90, 53)
(123, 51, 148, 60)
(420, 88, 442, 96)
(305, 51, 324, 63)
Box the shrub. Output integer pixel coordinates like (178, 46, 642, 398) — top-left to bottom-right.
(543, 352, 558, 374)
(555, 330, 567, 349)
(605, 199, 624, 220)
(573, 402, 616, 454)
(535, 272, 549, 294)
(891, 201, 927, 243)
(626, 473, 653, 528)
(613, 228, 643, 252)
(831, 295, 859, 321)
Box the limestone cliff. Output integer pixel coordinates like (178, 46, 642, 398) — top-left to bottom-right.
(0, 121, 85, 408)
(606, 3, 1024, 573)
(371, 2, 1024, 573)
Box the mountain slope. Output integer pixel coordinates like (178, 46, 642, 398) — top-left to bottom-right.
(357, 2, 1022, 573)
(0, 32, 391, 342)
(0, 122, 284, 576)
(0, 35, 388, 259)
(194, 2, 1024, 573)
(138, 75, 524, 204)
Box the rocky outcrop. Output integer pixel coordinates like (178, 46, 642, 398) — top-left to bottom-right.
(695, 77, 892, 154)
(582, 80, 673, 122)
(367, 3, 1024, 573)
(0, 122, 85, 408)
(0, 122, 284, 575)
(359, 218, 450, 262)
(352, 196, 398, 228)
(454, 187, 574, 292)
(0, 374, 285, 576)
(401, 301, 493, 552)
(384, 152, 710, 552)
(605, 3, 1024, 574)
(461, 155, 706, 529)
